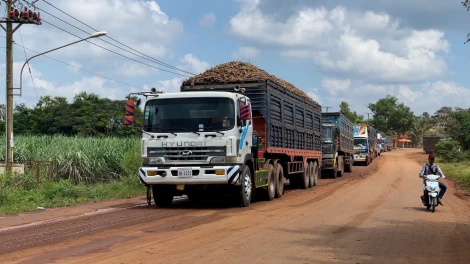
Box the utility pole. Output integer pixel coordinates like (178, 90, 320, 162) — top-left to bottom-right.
(0, 0, 41, 172)
(322, 106, 332, 113)
(366, 112, 373, 120)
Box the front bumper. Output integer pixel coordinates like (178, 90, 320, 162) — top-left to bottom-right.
(138, 165, 241, 186)
(321, 158, 334, 170)
(353, 153, 368, 162)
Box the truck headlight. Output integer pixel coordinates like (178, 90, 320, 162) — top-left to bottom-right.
(210, 156, 237, 164)
(142, 157, 163, 165)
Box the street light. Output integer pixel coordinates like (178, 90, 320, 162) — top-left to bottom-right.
(19, 31, 107, 93)
(5, 31, 107, 170)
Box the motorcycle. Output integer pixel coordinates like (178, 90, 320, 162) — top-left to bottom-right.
(421, 174, 440, 212)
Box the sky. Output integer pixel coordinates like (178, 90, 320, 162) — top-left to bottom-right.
(1, 0, 470, 117)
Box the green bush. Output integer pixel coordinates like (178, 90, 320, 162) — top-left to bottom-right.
(434, 140, 461, 162)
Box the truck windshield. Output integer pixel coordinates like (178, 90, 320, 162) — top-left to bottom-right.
(354, 138, 368, 148)
(143, 97, 235, 133)
(321, 126, 333, 143)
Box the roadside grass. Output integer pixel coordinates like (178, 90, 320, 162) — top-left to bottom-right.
(0, 174, 145, 215)
(439, 160, 470, 192)
(0, 135, 146, 215)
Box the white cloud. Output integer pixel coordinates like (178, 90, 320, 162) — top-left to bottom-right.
(232, 46, 260, 60)
(18, 0, 183, 61)
(229, 2, 450, 83)
(309, 78, 470, 115)
(321, 78, 351, 96)
(178, 54, 210, 74)
(199, 12, 217, 28)
(144, 54, 211, 94)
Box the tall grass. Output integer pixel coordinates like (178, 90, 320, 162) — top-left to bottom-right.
(0, 135, 141, 184)
(440, 161, 470, 191)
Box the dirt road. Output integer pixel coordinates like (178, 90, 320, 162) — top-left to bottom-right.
(1, 149, 470, 264)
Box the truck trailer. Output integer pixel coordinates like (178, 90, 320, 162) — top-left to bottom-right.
(423, 135, 445, 154)
(320, 112, 354, 178)
(353, 124, 377, 166)
(126, 62, 322, 208)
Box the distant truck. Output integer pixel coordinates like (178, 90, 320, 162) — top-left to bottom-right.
(320, 112, 354, 178)
(384, 136, 393, 151)
(126, 62, 323, 208)
(376, 131, 383, 155)
(353, 124, 377, 166)
(423, 135, 448, 154)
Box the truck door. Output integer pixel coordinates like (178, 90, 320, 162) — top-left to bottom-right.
(238, 97, 253, 162)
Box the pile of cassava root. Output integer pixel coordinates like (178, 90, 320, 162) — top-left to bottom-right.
(183, 61, 318, 105)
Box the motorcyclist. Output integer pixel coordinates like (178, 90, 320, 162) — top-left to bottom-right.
(419, 154, 447, 206)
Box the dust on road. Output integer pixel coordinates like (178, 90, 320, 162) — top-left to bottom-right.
(1, 149, 470, 264)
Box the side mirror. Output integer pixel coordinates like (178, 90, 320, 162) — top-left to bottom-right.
(239, 104, 251, 121)
(124, 99, 134, 126)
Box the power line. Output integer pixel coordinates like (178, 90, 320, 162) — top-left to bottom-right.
(42, 0, 195, 76)
(42, 19, 192, 78)
(13, 42, 144, 90)
(25, 0, 196, 76)
(18, 27, 40, 101)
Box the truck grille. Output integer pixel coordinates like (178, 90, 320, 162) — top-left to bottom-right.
(147, 147, 226, 161)
(322, 144, 333, 154)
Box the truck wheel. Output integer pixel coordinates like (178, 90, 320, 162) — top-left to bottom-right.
(239, 165, 253, 207)
(261, 164, 275, 201)
(275, 163, 284, 198)
(312, 161, 319, 186)
(337, 162, 344, 177)
(331, 167, 337, 179)
(308, 161, 314, 188)
(152, 185, 175, 208)
(300, 163, 309, 189)
(345, 157, 353, 173)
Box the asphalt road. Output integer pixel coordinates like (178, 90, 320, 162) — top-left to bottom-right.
(1, 149, 469, 264)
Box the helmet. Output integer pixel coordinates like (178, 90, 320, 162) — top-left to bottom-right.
(428, 154, 435, 159)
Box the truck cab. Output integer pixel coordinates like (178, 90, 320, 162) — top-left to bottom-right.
(127, 90, 255, 207)
(321, 122, 340, 177)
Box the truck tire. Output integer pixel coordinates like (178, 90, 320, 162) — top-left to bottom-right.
(308, 161, 314, 188)
(312, 161, 319, 186)
(275, 163, 284, 198)
(238, 165, 253, 207)
(345, 156, 353, 173)
(152, 185, 175, 208)
(337, 162, 344, 177)
(261, 164, 275, 201)
(331, 167, 337, 179)
(300, 163, 309, 189)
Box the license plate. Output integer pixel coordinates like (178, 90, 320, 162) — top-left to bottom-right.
(177, 168, 193, 177)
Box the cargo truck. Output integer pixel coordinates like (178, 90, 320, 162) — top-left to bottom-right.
(385, 136, 393, 151)
(125, 63, 322, 208)
(353, 124, 377, 166)
(423, 135, 446, 154)
(321, 112, 354, 178)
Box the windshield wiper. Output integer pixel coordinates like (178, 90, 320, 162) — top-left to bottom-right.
(203, 127, 225, 136)
(178, 128, 201, 136)
(145, 126, 177, 136)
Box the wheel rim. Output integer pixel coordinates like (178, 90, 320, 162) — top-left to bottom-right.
(244, 172, 252, 200)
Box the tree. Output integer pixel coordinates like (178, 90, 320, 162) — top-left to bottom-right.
(408, 113, 432, 147)
(12, 92, 143, 137)
(368, 95, 414, 138)
(431, 106, 459, 136)
(452, 109, 470, 150)
(339, 101, 364, 123)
